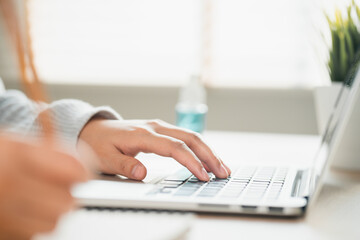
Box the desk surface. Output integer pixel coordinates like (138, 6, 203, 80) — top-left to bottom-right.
(37, 131, 360, 240)
(189, 169, 360, 240)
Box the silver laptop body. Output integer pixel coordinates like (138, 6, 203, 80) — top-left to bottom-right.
(73, 64, 360, 217)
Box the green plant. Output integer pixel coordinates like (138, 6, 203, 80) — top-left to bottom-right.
(327, 1, 360, 82)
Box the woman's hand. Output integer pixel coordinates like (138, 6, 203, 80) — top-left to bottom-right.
(79, 119, 231, 181)
(0, 136, 87, 240)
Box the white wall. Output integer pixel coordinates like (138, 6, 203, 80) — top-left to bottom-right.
(0, 6, 318, 135)
(3, 80, 319, 135)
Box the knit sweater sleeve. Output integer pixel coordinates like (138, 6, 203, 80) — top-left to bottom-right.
(0, 89, 121, 148)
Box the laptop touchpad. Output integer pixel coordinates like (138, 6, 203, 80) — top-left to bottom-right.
(72, 180, 154, 200)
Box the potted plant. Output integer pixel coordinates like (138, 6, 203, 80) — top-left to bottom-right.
(314, 0, 360, 134)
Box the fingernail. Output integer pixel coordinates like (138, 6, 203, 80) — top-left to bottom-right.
(132, 164, 144, 179)
(222, 162, 232, 175)
(201, 168, 210, 181)
(217, 156, 230, 176)
(219, 164, 229, 177)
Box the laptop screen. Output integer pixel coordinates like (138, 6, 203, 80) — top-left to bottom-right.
(310, 55, 360, 198)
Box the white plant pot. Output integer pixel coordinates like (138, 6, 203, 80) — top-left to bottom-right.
(314, 82, 360, 171)
(313, 83, 342, 135)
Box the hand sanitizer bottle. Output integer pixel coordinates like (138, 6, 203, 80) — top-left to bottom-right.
(176, 75, 208, 133)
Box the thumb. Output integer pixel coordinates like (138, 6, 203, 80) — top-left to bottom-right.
(109, 154, 147, 180)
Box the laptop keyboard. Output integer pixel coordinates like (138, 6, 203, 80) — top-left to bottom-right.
(149, 166, 288, 201)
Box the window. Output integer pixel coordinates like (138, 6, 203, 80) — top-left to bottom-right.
(28, 0, 334, 87)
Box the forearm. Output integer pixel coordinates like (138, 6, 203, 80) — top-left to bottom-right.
(47, 98, 121, 147)
(0, 89, 121, 149)
(0, 90, 40, 134)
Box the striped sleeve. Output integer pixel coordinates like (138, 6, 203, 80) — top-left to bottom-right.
(0, 89, 121, 149)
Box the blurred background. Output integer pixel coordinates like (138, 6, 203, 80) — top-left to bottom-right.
(0, 0, 349, 134)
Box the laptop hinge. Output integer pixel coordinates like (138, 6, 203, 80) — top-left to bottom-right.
(291, 169, 312, 198)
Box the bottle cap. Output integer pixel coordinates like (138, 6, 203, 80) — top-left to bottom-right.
(178, 75, 206, 106)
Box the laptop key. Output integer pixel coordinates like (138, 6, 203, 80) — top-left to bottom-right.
(232, 178, 250, 181)
(175, 188, 198, 195)
(160, 188, 174, 194)
(207, 182, 226, 186)
(184, 181, 205, 186)
(164, 168, 192, 182)
(198, 191, 220, 197)
(174, 191, 195, 196)
(160, 185, 180, 189)
(211, 178, 228, 182)
(156, 166, 288, 201)
(158, 181, 182, 187)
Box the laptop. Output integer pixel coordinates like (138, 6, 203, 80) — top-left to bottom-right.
(72, 63, 360, 217)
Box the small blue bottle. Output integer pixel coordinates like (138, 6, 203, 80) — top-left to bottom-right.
(176, 76, 208, 133)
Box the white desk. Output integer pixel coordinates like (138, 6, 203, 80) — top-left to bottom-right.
(37, 131, 360, 240)
(189, 169, 360, 240)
